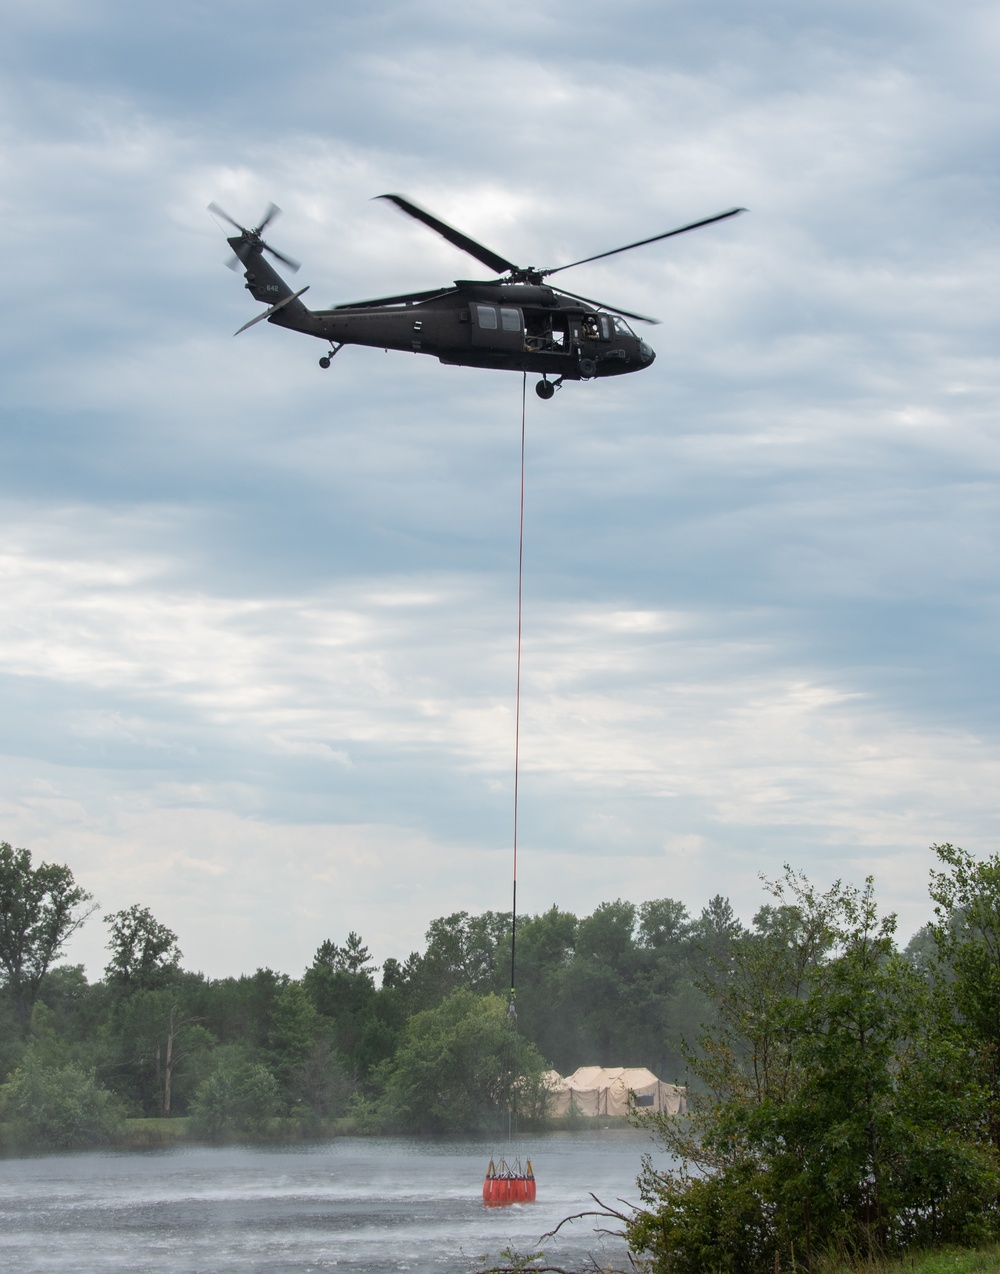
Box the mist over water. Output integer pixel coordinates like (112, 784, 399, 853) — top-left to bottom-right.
(0, 1129, 669, 1272)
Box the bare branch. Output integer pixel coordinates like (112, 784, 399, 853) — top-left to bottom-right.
(537, 1193, 631, 1243)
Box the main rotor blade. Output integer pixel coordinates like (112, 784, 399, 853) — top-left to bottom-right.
(552, 285, 660, 325)
(545, 207, 747, 276)
(208, 202, 245, 233)
(377, 194, 518, 276)
(333, 286, 459, 311)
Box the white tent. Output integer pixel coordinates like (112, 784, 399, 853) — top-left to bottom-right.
(545, 1066, 686, 1117)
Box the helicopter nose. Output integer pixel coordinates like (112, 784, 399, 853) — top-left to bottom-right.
(639, 341, 655, 364)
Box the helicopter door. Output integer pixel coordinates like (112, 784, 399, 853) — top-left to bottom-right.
(471, 303, 523, 350)
(523, 309, 570, 354)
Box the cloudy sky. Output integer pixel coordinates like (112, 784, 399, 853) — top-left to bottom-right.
(1, 0, 998, 980)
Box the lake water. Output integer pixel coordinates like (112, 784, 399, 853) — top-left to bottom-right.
(0, 1129, 672, 1273)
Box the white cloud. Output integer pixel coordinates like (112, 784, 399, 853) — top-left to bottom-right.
(2, 510, 999, 970)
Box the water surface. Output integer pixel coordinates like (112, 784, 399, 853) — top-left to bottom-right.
(0, 1129, 672, 1272)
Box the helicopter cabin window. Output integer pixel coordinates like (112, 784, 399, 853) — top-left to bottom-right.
(500, 307, 521, 332)
(475, 305, 498, 329)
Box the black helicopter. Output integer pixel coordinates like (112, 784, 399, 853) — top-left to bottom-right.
(210, 194, 745, 399)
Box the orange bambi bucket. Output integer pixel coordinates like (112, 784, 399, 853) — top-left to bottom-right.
(483, 1158, 536, 1207)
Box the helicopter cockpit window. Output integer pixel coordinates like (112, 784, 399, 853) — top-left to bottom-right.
(612, 316, 636, 338)
(599, 315, 611, 340)
(475, 305, 498, 330)
(500, 307, 521, 332)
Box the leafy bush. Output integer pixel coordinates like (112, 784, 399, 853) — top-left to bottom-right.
(189, 1050, 281, 1137)
(0, 1053, 124, 1147)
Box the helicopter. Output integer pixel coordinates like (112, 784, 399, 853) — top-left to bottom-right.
(209, 194, 745, 400)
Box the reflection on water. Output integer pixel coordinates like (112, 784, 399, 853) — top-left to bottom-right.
(0, 1129, 674, 1273)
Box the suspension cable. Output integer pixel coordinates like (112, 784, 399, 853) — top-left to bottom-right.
(510, 372, 527, 1005)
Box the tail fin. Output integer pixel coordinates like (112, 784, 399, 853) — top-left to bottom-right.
(231, 238, 312, 327)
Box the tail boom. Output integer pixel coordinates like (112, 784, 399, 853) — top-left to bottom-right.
(231, 237, 320, 335)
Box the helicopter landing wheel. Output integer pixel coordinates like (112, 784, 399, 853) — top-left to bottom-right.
(319, 356, 331, 369)
(535, 379, 555, 400)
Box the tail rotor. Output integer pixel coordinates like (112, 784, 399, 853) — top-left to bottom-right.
(207, 202, 301, 273)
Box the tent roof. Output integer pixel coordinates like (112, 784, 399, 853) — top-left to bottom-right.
(560, 1066, 662, 1092)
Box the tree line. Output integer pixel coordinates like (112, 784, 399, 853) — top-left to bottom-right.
(0, 837, 722, 1145)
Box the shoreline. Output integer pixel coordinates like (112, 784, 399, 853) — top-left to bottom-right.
(0, 1112, 643, 1155)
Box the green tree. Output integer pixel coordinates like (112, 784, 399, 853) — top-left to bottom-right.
(193, 967, 288, 1052)
(558, 900, 640, 1064)
(287, 1038, 356, 1124)
(506, 906, 577, 1068)
(23, 1000, 98, 1071)
(102, 988, 214, 1115)
(36, 964, 107, 1047)
(929, 842, 1000, 1156)
(267, 980, 361, 1121)
(638, 897, 692, 953)
(627, 869, 1000, 1274)
(268, 981, 320, 1092)
(104, 905, 181, 995)
(0, 992, 23, 1082)
(689, 893, 745, 979)
(403, 911, 511, 1010)
(303, 933, 378, 1067)
(506, 897, 708, 1077)
(0, 841, 96, 1030)
(902, 921, 940, 977)
(376, 988, 548, 1134)
(632, 898, 704, 1078)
